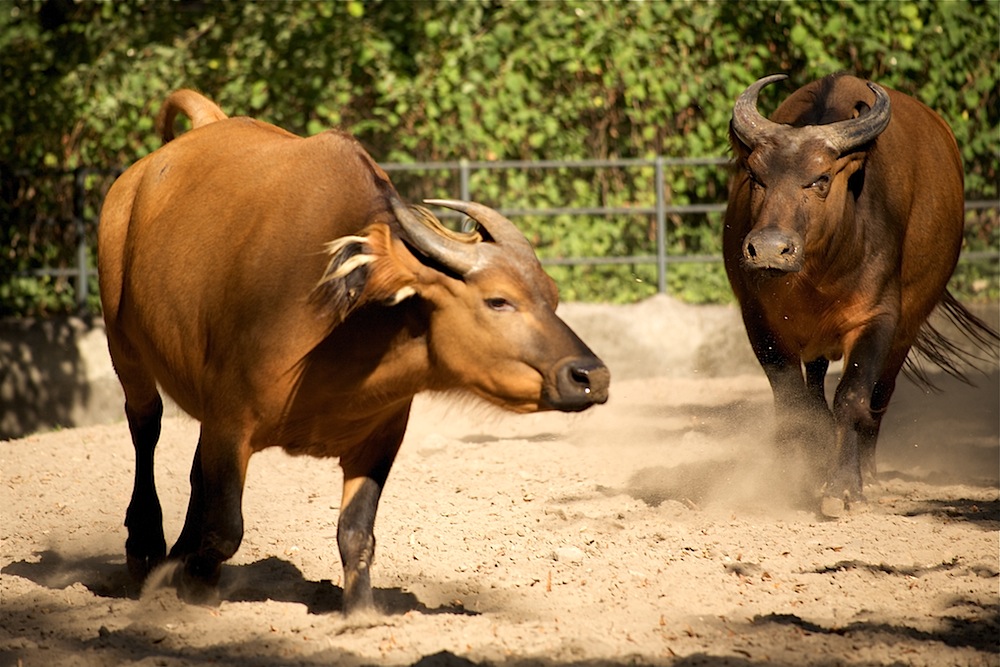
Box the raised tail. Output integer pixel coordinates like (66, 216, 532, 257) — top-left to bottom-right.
(903, 291, 1000, 390)
(155, 89, 228, 143)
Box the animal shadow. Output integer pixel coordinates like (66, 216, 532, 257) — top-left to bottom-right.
(223, 556, 476, 616)
(1, 550, 136, 599)
(2, 551, 475, 617)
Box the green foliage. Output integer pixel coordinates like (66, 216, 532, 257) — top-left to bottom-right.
(1, 0, 997, 316)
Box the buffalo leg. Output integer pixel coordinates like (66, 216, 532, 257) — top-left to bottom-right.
(858, 364, 902, 485)
(337, 410, 408, 615)
(124, 394, 167, 583)
(829, 322, 895, 504)
(169, 440, 208, 561)
(748, 323, 832, 457)
(805, 358, 830, 405)
(743, 312, 839, 506)
(168, 427, 251, 604)
(747, 322, 807, 431)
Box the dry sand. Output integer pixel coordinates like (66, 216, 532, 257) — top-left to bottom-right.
(1, 299, 998, 666)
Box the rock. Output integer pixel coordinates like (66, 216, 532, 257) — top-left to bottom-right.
(553, 546, 585, 564)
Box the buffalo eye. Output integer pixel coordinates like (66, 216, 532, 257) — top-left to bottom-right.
(485, 297, 516, 312)
(808, 174, 831, 196)
(747, 169, 763, 190)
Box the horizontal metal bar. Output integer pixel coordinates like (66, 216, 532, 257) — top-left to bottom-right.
(380, 156, 730, 172)
(541, 254, 722, 267)
(473, 203, 728, 218)
(437, 201, 990, 219)
(6, 268, 80, 278)
(958, 251, 1000, 262)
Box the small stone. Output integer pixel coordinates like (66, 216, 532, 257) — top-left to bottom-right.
(553, 546, 585, 564)
(821, 496, 845, 518)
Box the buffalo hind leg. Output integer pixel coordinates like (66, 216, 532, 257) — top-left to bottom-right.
(337, 411, 407, 616)
(124, 394, 167, 584)
(168, 428, 250, 604)
(858, 371, 900, 486)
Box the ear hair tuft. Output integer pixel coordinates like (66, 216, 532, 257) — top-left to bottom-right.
(385, 285, 416, 306)
(314, 235, 373, 317)
(312, 224, 420, 323)
(329, 253, 376, 280)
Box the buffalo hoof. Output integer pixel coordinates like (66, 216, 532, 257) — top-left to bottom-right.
(342, 587, 376, 618)
(171, 556, 223, 606)
(126, 552, 165, 584)
(819, 492, 870, 519)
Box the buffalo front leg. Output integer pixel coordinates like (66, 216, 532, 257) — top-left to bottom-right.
(168, 428, 251, 604)
(337, 410, 408, 616)
(124, 394, 167, 584)
(826, 321, 896, 513)
(747, 321, 832, 476)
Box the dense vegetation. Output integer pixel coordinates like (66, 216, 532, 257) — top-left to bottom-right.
(2, 0, 997, 315)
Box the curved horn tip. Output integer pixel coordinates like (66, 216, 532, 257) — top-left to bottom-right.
(866, 81, 888, 98)
(423, 198, 468, 210)
(759, 73, 789, 84)
(821, 79, 891, 155)
(732, 73, 789, 148)
(424, 198, 534, 252)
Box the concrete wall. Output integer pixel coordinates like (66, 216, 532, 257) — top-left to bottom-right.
(0, 317, 128, 439)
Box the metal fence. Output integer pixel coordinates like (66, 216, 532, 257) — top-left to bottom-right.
(6, 157, 999, 310)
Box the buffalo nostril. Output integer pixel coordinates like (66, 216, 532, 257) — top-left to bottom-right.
(742, 229, 803, 272)
(571, 366, 592, 393)
(553, 360, 609, 410)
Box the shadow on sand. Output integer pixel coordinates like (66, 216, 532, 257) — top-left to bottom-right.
(1, 550, 473, 617)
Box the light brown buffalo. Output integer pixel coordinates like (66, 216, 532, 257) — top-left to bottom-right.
(724, 73, 997, 516)
(98, 90, 609, 614)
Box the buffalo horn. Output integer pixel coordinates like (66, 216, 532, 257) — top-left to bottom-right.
(423, 199, 536, 260)
(820, 82, 892, 155)
(731, 73, 788, 148)
(390, 197, 479, 275)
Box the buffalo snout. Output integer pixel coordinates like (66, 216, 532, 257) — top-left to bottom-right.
(742, 228, 804, 272)
(547, 357, 610, 412)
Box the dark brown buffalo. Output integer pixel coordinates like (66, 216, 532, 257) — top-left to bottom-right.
(723, 73, 997, 514)
(98, 90, 609, 614)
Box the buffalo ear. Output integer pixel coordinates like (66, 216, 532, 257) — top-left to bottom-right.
(313, 223, 420, 322)
(728, 120, 752, 163)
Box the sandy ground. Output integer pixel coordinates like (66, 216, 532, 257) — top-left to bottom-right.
(1, 301, 998, 667)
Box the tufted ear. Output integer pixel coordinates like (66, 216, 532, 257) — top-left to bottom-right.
(728, 119, 753, 164)
(313, 223, 422, 323)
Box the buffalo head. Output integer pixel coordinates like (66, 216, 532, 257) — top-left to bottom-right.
(729, 74, 891, 275)
(401, 199, 609, 412)
(319, 196, 610, 413)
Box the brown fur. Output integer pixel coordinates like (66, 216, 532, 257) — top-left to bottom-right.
(99, 90, 608, 613)
(155, 89, 229, 142)
(724, 73, 998, 507)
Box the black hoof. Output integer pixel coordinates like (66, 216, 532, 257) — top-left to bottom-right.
(170, 555, 223, 606)
(126, 552, 165, 584)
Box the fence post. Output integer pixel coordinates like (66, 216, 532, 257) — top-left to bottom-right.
(655, 156, 667, 294)
(459, 158, 470, 202)
(73, 167, 89, 312)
